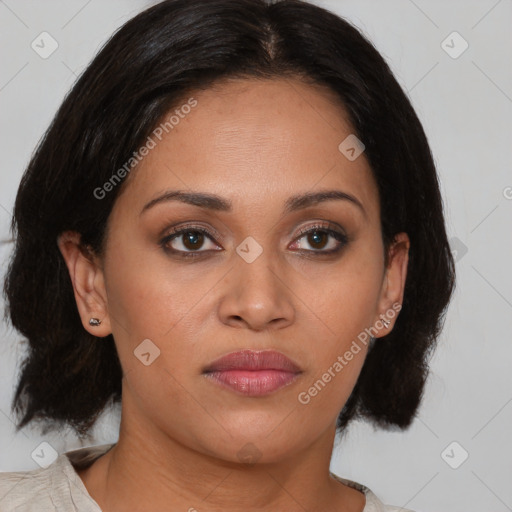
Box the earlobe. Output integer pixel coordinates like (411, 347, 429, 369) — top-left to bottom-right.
(375, 232, 410, 337)
(57, 231, 112, 337)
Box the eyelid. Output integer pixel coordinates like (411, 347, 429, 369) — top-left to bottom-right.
(160, 222, 222, 244)
(293, 220, 345, 238)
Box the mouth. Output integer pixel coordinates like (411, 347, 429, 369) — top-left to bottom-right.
(202, 349, 303, 397)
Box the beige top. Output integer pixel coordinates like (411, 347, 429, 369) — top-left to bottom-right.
(0, 443, 414, 512)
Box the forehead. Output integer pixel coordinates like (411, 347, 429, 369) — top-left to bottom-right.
(115, 77, 379, 219)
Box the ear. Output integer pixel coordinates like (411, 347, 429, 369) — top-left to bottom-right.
(373, 232, 410, 338)
(57, 231, 112, 337)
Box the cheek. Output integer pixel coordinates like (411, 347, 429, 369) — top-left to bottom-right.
(294, 266, 379, 418)
(101, 241, 227, 388)
(103, 238, 209, 335)
(292, 242, 383, 405)
(296, 248, 384, 338)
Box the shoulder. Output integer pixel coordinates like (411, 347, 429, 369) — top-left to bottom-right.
(330, 472, 417, 512)
(0, 443, 114, 512)
(0, 463, 58, 511)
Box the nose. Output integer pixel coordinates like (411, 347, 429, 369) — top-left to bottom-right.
(217, 249, 296, 331)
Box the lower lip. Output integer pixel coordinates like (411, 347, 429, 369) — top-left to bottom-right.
(204, 370, 300, 396)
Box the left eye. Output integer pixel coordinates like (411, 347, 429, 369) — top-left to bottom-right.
(290, 227, 347, 253)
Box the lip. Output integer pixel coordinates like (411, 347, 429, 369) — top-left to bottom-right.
(203, 349, 301, 373)
(203, 349, 302, 397)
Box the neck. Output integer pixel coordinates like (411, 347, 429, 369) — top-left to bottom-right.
(76, 410, 364, 512)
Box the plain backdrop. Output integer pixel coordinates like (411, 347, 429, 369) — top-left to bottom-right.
(0, 1, 511, 511)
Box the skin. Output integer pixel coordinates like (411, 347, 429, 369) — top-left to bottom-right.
(58, 77, 409, 512)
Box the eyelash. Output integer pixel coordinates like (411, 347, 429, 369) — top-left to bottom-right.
(159, 222, 348, 259)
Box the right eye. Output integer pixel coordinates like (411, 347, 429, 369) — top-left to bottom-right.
(160, 225, 223, 257)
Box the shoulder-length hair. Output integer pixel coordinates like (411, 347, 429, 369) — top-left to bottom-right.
(4, 0, 455, 438)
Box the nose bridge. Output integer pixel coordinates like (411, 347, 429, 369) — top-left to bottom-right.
(218, 239, 295, 330)
(235, 241, 283, 305)
(240, 248, 280, 293)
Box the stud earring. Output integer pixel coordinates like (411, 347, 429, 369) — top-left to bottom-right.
(89, 318, 102, 327)
(380, 317, 391, 328)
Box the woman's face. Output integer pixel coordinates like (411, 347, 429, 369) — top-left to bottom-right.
(66, 77, 408, 463)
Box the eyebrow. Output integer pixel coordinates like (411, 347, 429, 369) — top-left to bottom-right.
(140, 189, 366, 217)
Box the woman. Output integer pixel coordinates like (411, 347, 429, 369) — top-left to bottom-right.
(0, 0, 455, 510)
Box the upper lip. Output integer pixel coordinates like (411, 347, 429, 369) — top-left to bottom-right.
(203, 349, 302, 373)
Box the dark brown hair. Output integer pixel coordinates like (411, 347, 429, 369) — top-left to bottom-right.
(4, 0, 455, 439)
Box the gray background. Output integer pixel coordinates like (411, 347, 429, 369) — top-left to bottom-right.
(0, 1, 511, 511)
